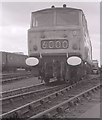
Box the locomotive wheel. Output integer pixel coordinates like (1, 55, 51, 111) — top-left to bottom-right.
(64, 66, 71, 84)
(44, 77, 50, 85)
(56, 76, 62, 81)
(64, 73, 71, 84)
(65, 79, 70, 84)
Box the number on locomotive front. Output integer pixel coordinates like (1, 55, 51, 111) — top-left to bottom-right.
(41, 40, 69, 49)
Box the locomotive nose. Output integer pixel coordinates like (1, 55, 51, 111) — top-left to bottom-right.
(67, 56, 82, 66)
(26, 57, 39, 66)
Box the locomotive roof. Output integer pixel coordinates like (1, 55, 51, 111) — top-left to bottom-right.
(32, 7, 83, 14)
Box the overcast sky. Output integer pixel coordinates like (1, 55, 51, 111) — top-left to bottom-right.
(0, 2, 100, 66)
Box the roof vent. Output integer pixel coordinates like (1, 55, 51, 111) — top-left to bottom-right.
(51, 5, 55, 8)
(63, 4, 66, 8)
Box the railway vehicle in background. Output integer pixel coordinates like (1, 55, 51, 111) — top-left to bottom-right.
(92, 60, 99, 74)
(0, 51, 32, 73)
(0, 52, 2, 72)
(100, 65, 102, 80)
(26, 4, 93, 84)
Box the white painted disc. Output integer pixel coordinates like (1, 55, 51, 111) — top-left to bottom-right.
(67, 56, 82, 66)
(26, 57, 39, 66)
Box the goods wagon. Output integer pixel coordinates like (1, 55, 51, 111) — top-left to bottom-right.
(0, 52, 7, 72)
(0, 51, 32, 72)
(0, 52, 2, 72)
(26, 4, 93, 84)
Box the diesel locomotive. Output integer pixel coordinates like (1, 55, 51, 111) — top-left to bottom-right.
(26, 5, 92, 84)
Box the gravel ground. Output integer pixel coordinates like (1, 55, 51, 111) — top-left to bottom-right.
(57, 88, 100, 118)
(79, 103, 100, 118)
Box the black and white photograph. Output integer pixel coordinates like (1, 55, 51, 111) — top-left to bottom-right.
(0, 1, 101, 119)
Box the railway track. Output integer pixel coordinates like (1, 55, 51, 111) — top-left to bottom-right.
(1, 83, 45, 98)
(0, 73, 33, 84)
(1, 81, 65, 98)
(31, 84, 101, 119)
(2, 82, 68, 113)
(0, 76, 100, 119)
(1, 76, 99, 98)
(0, 72, 31, 79)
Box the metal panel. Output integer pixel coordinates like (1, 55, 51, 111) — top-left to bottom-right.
(7, 53, 28, 68)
